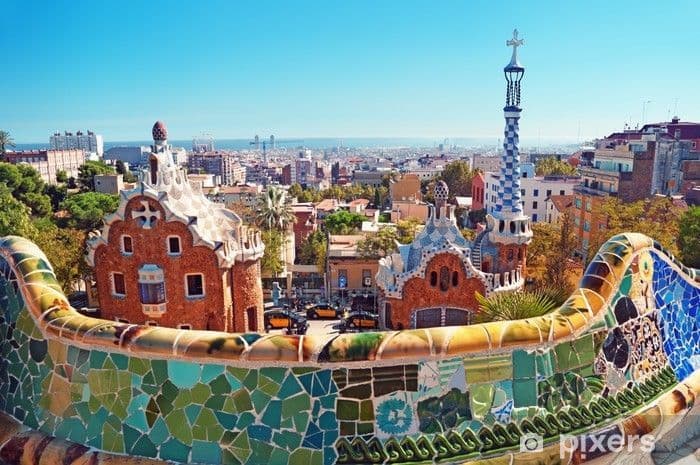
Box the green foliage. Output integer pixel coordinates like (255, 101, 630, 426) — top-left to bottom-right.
(60, 192, 119, 231)
(460, 228, 477, 241)
(260, 229, 286, 276)
(0, 185, 37, 237)
(256, 186, 295, 231)
(45, 184, 68, 211)
(396, 217, 422, 244)
(30, 219, 88, 292)
(55, 170, 68, 183)
(77, 160, 115, 191)
(587, 196, 683, 263)
(0, 162, 52, 217)
(535, 157, 577, 176)
(527, 212, 578, 290)
(475, 289, 560, 322)
(324, 210, 365, 234)
(357, 227, 399, 259)
(297, 230, 327, 273)
(287, 183, 304, 200)
(0, 130, 15, 154)
(679, 206, 700, 268)
(439, 160, 477, 198)
(115, 160, 138, 183)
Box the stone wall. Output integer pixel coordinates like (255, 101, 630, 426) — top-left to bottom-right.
(0, 234, 699, 465)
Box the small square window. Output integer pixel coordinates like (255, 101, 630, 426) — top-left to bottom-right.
(177, 324, 192, 330)
(121, 236, 133, 254)
(533, 189, 539, 197)
(186, 274, 204, 297)
(112, 272, 126, 296)
(546, 189, 552, 197)
(168, 236, 181, 255)
(145, 320, 158, 326)
(532, 213, 538, 222)
(560, 190, 565, 196)
(533, 201, 538, 209)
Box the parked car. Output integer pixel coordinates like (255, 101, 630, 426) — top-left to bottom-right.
(338, 311, 379, 332)
(306, 302, 341, 319)
(264, 309, 308, 334)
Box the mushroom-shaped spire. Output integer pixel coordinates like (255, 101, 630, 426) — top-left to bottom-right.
(434, 180, 449, 202)
(152, 121, 168, 142)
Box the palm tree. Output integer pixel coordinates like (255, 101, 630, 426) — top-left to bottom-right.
(256, 186, 295, 232)
(474, 288, 561, 323)
(0, 130, 16, 159)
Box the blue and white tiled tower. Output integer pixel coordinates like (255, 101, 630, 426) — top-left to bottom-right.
(487, 29, 533, 247)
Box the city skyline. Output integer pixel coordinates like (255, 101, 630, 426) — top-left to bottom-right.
(4, 0, 700, 143)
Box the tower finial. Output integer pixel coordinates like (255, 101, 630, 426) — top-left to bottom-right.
(506, 29, 524, 69)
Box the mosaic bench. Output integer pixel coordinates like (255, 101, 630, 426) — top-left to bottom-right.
(0, 233, 698, 465)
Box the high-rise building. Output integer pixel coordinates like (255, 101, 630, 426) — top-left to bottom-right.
(187, 151, 246, 185)
(50, 130, 103, 157)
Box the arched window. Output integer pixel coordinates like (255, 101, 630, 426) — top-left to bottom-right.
(439, 266, 450, 291)
(517, 248, 523, 261)
(507, 249, 514, 261)
(452, 271, 459, 287)
(429, 271, 437, 287)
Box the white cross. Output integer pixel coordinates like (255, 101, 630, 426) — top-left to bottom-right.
(132, 200, 161, 229)
(506, 29, 524, 62)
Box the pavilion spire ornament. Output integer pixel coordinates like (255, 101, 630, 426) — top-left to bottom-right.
(504, 29, 525, 109)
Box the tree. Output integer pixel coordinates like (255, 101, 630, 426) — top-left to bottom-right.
(0, 185, 37, 238)
(0, 130, 15, 156)
(45, 184, 68, 212)
(260, 229, 286, 276)
(679, 206, 700, 268)
(323, 210, 365, 235)
(586, 197, 683, 262)
(297, 230, 327, 273)
(396, 217, 422, 244)
(440, 160, 476, 198)
(357, 227, 399, 259)
(373, 188, 381, 208)
(535, 157, 577, 176)
(0, 162, 52, 217)
(527, 212, 578, 290)
(60, 192, 119, 231)
(56, 170, 68, 183)
(288, 183, 304, 200)
(77, 160, 115, 191)
(115, 160, 137, 183)
(256, 186, 295, 232)
(30, 219, 87, 292)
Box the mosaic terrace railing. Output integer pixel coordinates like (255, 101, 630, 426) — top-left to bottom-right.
(0, 233, 698, 465)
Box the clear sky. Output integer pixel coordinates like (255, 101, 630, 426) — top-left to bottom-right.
(3, 0, 699, 143)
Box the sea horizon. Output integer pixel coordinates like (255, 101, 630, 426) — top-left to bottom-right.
(12, 136, 581, 152)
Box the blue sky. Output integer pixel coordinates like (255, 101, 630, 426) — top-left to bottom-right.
(3, 0, 699, 143)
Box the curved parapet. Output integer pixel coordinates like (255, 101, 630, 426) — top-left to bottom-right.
(0, 233, 698, 464)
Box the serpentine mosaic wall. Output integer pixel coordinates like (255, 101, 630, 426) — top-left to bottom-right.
(0, 234, 698, 465)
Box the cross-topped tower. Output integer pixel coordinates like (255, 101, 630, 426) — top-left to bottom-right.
(506, 29, 524, 68)
(486, 29, 532, 248)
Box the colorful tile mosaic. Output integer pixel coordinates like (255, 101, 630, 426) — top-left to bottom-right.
(0, 232, 698, 465)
